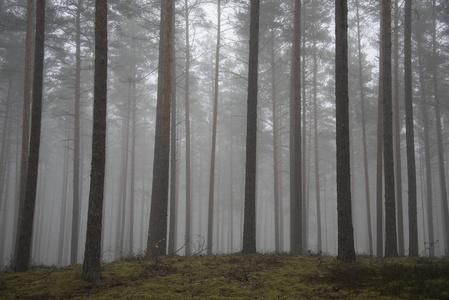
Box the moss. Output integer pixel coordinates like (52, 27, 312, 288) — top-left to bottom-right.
(1, 254, 448, 299)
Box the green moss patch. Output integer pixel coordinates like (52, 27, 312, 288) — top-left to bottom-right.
(1, 254, 448, 299)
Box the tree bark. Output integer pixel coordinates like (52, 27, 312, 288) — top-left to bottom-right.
(71, 0, 82, 265)
(290, 0, 302, 255)
(242, 0, 260, 254)
(382, 0, 398, 258)
(14, 0, 34, 262)
(335, 0, 355, 262)
(355, 0, 373, 256)
(431, 0, 449, 252)
(184, 0, 192, 256)
(146, 0, 174, 259)
(393, 0, 404, 257)
(404, 0, 418, 257)
(81, 0, 107, 282)
(207, 0, 220, 256)
(14, 0, 45, 272)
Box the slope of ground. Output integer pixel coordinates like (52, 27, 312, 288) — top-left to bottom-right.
(1, 253, 448, 299)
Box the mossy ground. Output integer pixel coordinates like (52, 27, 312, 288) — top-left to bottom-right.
(1, 253, 448, 299)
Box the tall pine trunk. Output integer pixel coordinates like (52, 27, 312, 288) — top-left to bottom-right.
(290, 0, 302, 255)
(335, 0, 355, 262)
(356, 0, 373, 256)
(146, 0, 174, 259)
(14, 0, 45, 272)
(382, 0, 398, 258)
(431, 0, 449, 251)
(404, 0, 418, 257)
(242, 0, 260, 254)
(207, 0, 220, 256)
(82, 0, 107, 281)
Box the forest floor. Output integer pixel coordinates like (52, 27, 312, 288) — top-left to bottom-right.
(1, 252, 449, 299)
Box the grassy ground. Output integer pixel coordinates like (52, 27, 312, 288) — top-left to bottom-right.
(1, 253, 448, 299)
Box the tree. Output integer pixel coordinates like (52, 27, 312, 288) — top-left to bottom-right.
(335, 0, 355, 262)
(382, 0, 398, 258)
(290, 0, 302, 255)
(146, 0, 174, 259)
(404, 0, 418, 257)
(71, 0, 82, 265)
(14, 0, 45, 272)
(431, 0, 449, 252)
(14, 0, 34, 262)
(355, 0, 373, 256)
(242, 0, 260, 254)
(393, 0, 404, 257)
(207, 0, 221, 256)
(81, 0, 107, 282)
(183, 0, 192, 256)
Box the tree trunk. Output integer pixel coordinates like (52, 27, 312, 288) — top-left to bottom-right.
(58, 125, 70, 266)
(14, 0, 34, 262)
(207, 0, 220, 256)
(168, 6, 177, 254)
(242, 0, 260, 254)
(404, 0, 418, 257)
(382, 0, 398, 258)
(393, 0, 404, 257)
(335, 0, 355, 262)
(432, 0, 449, 252)
(269, 29, 281, 253)
(81, 0, 107, 281)
(356, 0, 373, 256)
(312, 38, 322, 254)
(184, 0, 192, 256)
(14, 0, 45, 272)
(71, 0, 82, 265)
(129, 53, 137, 254)
(417, 25, 435, 257)
(146, 0, 174, 259)
(290, 0, 302, 255)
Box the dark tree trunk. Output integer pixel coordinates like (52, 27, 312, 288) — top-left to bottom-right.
(81, 0, 107, 282)
(382, 0, 398, 258)
(335, 0, 355, 262)
(14, 0, 34, 262)
(242, 0, 260, 254)
(393, 0, 404, 257)
(207, 0, 220, 256)
(404, 0, 418, 257)
(290, 0, 302, 255)
(14, 0, 45, 272)
(146, 0, 174, 259)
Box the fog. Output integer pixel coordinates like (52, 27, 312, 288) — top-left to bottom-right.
(1, 0, 448, 267)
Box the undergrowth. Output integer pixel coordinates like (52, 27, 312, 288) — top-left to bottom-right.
(1, 253, 448, 299)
